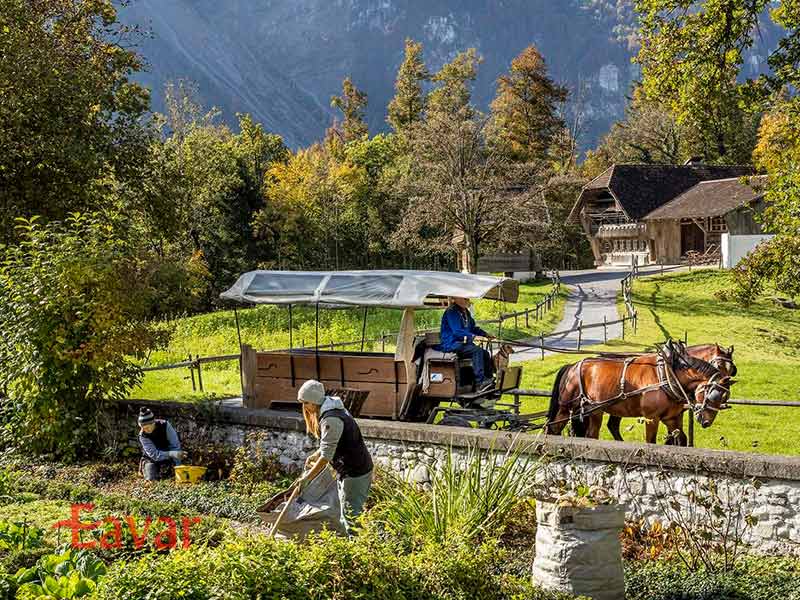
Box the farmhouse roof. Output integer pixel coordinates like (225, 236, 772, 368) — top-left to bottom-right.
(644, 175, 767, 220)
(569, 164, 755, 222)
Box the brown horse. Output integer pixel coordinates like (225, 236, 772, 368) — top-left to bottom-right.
(604, 343, 736, 442)
(545, 341, 734, 444)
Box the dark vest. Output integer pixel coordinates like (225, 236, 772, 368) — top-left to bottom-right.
(322, 408, 373, 478)
(140, 420, 170, 454)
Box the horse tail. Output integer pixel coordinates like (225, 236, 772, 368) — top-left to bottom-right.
(547, 363, 572, 429)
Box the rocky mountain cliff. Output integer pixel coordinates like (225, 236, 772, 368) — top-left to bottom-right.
(118, 0, 776, 151)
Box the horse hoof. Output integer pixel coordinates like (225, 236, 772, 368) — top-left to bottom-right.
(702, 421, 711, 428)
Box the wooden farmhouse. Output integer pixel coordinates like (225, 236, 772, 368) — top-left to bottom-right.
(569, 162, 771, 266)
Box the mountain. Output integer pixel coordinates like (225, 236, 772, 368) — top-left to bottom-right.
(117, 0, 777, 152)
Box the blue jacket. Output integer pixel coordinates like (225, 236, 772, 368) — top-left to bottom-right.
(437, 305, 487, 352)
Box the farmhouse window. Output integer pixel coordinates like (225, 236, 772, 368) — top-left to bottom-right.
(710, 216, 728, 232)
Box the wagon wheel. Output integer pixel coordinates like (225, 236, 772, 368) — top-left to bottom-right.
(439, 415, 474, 428)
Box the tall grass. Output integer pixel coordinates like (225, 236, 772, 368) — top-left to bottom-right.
(371, 442, 539, 546)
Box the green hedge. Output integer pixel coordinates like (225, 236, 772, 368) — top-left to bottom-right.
(625, 557, 800, 600)
(96, 531, 581, 600)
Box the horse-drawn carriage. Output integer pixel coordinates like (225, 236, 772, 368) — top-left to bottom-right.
(221, 270, 736, 444)
(221, 270, 534, 429)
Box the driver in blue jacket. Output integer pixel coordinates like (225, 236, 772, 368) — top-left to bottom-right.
(437, 297, 495, 391)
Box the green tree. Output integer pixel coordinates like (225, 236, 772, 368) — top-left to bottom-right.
(0, 214, 169, 458)
(330, 77, 369, 143)
(634, 0, 765, 163)
(489, 45, 568, 163)
(395, 112, 548, 273)
(0, 0, 151, 242)
(427, 48, 482, 119)
(387, 39, 430, 133)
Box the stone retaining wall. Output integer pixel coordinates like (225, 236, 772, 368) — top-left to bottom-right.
(113, 399, 800, 555)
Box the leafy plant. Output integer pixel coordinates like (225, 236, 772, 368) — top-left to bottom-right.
(0, 521, 44, 552)
(229, 432, 287, 493)
(371, 443, 540, 546)
(621, 469, 759, 573)
(13, 549, 107, 599)
(0, 214, 171, 460)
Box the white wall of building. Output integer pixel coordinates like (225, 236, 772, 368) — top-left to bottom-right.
(721, 233, 775, 268)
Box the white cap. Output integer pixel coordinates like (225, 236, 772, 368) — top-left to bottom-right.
(297, 379, 325, 405)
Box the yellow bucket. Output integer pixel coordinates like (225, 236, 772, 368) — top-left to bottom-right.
(174, 465, 207, 484)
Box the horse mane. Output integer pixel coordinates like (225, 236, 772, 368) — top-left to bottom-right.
(678, 354, 720, 378)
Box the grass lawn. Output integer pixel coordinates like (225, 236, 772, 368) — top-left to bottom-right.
(511, 270, 800, 455)
(134, 278, 566, 402)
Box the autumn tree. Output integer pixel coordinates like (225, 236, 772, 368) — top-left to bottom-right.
(387, 39, 429, 133)
(0, 0, 151, 242)
(583, 90, 685, 177)
(330, 77, 369, 143)
(489, 45, 568, 163)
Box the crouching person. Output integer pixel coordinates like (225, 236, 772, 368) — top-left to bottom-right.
(296, 380, 373, 534)
(137, 407, 184, 481)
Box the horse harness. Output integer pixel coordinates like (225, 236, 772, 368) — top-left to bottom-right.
(567, 352, 729, 425)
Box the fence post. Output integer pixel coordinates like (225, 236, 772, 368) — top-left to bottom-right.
(381, 332, 386, 353)
(540, 332, 545, 360)
(525, 308, 529, 328)
(684, 330, 688, 345)
(330, 340, 334, 351)
(688, 410, 695, 447)
(196, 355, 204, 392)
(603, 315, 607, 344)
(514, 312, 518, 329)
(634, 310, 638, 333)
(577, 319, 583, 350)
(187, 353, 196, 392)
(621, 317, 626, 341)
(301, 339, 305, 348)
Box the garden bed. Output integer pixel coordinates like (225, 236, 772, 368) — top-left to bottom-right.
(1, 453, 799, 599)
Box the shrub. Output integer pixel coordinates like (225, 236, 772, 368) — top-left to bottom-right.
(96, 528, 578, 600)
(624, 557, 800, 600)
(0, 214, 171, 459)
(729, 236, 800, 306)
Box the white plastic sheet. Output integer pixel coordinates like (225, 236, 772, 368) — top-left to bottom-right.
(220, 270, 518, 308)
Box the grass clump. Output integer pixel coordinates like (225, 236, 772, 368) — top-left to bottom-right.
(370, 443, 539, 547)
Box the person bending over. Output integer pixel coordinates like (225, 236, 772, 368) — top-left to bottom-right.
(137, 407, 184, 481)
(295, 380, 373, 534)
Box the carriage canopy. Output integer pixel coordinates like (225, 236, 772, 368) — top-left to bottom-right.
(220, 270, 519, 308)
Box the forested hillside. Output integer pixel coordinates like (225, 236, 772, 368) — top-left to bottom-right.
(116, 0, 643, 150)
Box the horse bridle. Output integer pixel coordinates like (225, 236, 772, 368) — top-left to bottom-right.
(691, 373, 732, 417)
(709, 355, 737, 376)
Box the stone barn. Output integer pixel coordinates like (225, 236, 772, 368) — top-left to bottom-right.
(569, 162, 756, 266)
